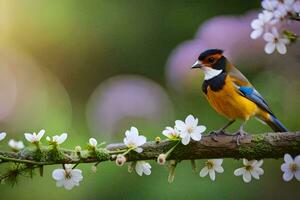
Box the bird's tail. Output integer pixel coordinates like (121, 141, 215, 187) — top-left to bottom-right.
(256, 110, 288, 132)
(265, 114, 288, 132)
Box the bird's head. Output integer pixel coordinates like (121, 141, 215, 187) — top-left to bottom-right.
(191, 49, 229, 80)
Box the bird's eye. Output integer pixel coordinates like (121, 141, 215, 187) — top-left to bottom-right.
(208, 57, 215, 63)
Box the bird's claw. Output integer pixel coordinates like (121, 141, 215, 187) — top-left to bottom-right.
(209, 130, 230, 142)
(233, 131, 248, 146)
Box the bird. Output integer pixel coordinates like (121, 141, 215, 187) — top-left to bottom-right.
(191, 49, 288, 143)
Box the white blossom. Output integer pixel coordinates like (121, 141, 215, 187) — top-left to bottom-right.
(262, 0, 279, 11)
(135, 161, 151, 176)
(89, 138, 97, 147)
(162, 127, 180, 140)
(251, 0, 299, 54)
(281, 153, 300, 181)
(272, 6, 288, 23)
(293, 0, 300, 12)
(8, 139, 24, 151)
(263, 27, 289, 54)
(199, 159, 224, 181)
(52, 164, 83, 190)
(175, 115, 206, 145)
(123, 127, 146, 153)
(24, 129, 45, 143)
(234, 159, 264, 183)
(276, 0, 295, 12)
(250, 10, 273, 39)
(46, 133, 68, 145)
(0, 132, 6, 141)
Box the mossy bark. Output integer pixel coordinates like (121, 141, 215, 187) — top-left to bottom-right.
(107, 132, 300, 161)
(0, 132, 300, 165)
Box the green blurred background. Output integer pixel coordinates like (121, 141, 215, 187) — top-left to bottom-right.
(0, 0, 299, 199)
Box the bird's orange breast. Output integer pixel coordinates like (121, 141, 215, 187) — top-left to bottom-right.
(205, 75, 258, 120)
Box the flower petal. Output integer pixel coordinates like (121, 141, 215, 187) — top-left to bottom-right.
(215, 166, 224, 173)
(24, 133, 34, 142)
(190, 132, 202, 141)
(136, 135, 146, 146)
(142, 162, 151, 176)
(52, 169, 65, 181)
(162, 127, 172, 137)
(295, 170, 300, 181)
(64, 179, 75, 190)
(276, 41, 287, 54)
(130, 127, 139, 136)
(263, 32, 274, 42)
(57, 133, 68, 144)
(209, 170, 216, 181)
(0, 132, 6, 141)
(251, 29, 263, 39)
(243, 171, 252, 183)
(271, 27, 279, 37)
(125, 130, 131, 138)
(71, 169, 83, 182)
(251, 19, 263, 29)
(56, 180, 65, 187)
(175, 120, 186, 131)
(284, 154, 293, 164)
(243, 159, 249, 166)
(185, 115, 196, 127)
(255, 160, 263, 167)
(37, 129, 45, 140)
(283, 171, 294, 182)
(214, 159, 223, 166)
(251, 170, 260, 180)
(281, 163, 289, 172)
(181, 135, 190, 145)
(199, 167, 209, 177)
(256, 167, 264, 175)
(234, 168, 245, 176)
(195, 125, 206, 134)
(135, 162, 143, 176)
(264, 42, 276, 54)
(295, 155, 300, 165)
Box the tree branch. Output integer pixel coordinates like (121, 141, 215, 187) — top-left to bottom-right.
(0, 132, 299, 166)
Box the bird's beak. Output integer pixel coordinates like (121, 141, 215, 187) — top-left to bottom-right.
(191, 60, 202, 69)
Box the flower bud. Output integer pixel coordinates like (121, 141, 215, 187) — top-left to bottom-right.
(155, 136, 161, 144)
(157, 154, 166, 165)
(116, 154, 126, 166)
(75, 146, 82, 152)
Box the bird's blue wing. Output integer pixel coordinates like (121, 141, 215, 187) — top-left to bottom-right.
(237, 86, 274, 115)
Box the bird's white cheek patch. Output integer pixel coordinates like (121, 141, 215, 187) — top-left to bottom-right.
(201, 67, 223, 80)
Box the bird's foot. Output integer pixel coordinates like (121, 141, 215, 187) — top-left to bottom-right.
(209, 130, 231, 142)
(233, 130, 248, 146)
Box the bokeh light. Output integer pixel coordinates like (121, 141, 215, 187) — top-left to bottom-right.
(86, 75, 174, 139)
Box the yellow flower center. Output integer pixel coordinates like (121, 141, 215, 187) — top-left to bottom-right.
(290, 163, 298, 172)
(205, 160, 214, 169)
(187, 127, 193, 134)
(245, 165, 253, 171)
